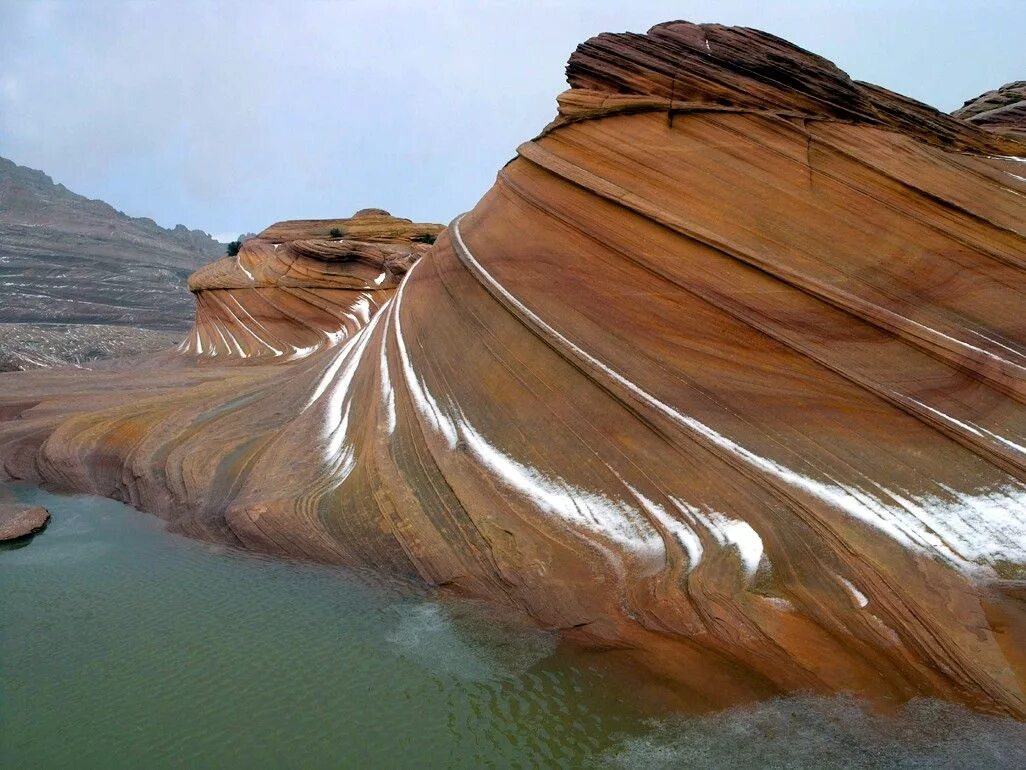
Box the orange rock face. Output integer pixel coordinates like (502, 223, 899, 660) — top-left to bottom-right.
(179, 211, 441, 361)
(2, 22, 1026, 718)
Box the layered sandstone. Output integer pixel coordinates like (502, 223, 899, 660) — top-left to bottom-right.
(179, 211, 441, 361)
(1, 22, 1025, 719)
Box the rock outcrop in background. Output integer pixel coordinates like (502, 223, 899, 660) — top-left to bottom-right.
(953, 81, 1026, 142)
(181, 210, 441, 362)
(1, 22, 1025, 719)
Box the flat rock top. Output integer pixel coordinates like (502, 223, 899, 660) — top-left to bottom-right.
(0, 503, 51, 541)
(256, 211, 443, 244)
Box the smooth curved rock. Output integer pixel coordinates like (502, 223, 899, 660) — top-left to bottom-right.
(0, 504, 51, 541)
(0, 21, 1025, 718)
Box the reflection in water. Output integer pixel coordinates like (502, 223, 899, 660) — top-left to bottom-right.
(3, 484, 1024, 768)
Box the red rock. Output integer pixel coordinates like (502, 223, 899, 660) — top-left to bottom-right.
(557, 22, 1024, 154)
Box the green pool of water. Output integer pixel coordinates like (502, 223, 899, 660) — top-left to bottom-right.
(3, 484, 1025, 769)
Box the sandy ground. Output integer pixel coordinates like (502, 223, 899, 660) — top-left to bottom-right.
(0, 322, 180, 371)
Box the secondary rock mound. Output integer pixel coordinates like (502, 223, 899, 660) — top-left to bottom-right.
(180, 211, 442, 361)
(953, 81, 1026, 142)
(1, 21, 1025, 719)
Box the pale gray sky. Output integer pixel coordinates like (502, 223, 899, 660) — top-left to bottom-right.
(1, 0, 1023, 239)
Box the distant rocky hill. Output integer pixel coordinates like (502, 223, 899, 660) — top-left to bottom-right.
(952, 81, 1026, 142)
(0, 155, 224, 331)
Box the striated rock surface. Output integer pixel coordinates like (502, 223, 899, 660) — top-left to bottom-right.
(0, 155, 227, 369)
(953, 81, 1026, 142)
(555, 24, 1024, 155)
(179, 210, 442, 361)
(0, 503, 50, 541)
(0, 155, 224, 331)
(1, 21, 1026, 719)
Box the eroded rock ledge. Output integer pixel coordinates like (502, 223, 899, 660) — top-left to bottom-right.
(553, 21, 1025, 155)
(1, 21, 1025, 719)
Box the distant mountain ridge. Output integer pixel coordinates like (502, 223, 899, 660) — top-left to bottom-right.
(0, 155, 223, 269)
(0, 155, 224, 331)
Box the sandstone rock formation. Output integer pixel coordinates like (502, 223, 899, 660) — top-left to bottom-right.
(179, 210, 441, 361)
(1, 21, 1025, 719)
(0, 503, 50, 541)
(953, 81, 1026, 142)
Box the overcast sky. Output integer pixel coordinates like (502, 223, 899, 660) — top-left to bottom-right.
(2, 0, 1023, 240)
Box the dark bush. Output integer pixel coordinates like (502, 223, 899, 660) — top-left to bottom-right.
(226, 240, 242, 257)
(412, 233, 436, 244)
(329, 227, 343, 238)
